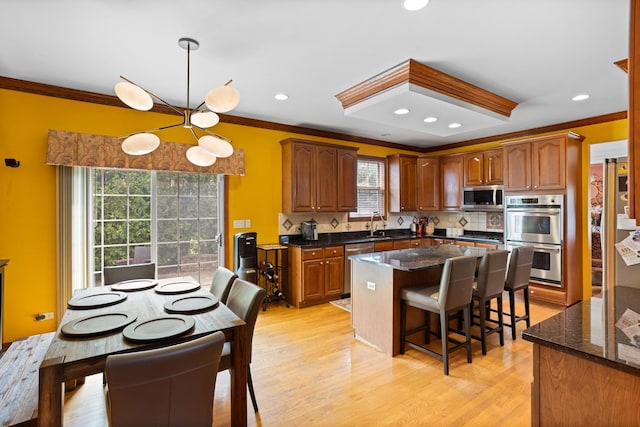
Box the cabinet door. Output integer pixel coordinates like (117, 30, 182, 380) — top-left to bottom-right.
(388, 154, 417, 212)
(324, 256, 344, 296)
(532, 137, 566, 190)
(464, 152, 484, 186)
(456, 240, 475, 247)
(315, 146, 338, 211)
(417, 157, 439, 210)
(290, 143, 316, 211)
(302, 259, 325, 300)
(374, 241, 394, 252)
(441, 155, 463, 210)
(484, 149, 504, 185)
(337, 149, 358, 211)
(475, 242, 498, 249)
(393, 239, 412, 250)
(504, 142, 532, 192)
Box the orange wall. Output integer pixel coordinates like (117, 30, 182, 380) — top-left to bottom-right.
(0, 89, 416, 343)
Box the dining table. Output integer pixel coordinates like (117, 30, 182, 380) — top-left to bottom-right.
(349, 244, 490, 356)
(37, 277, 248, 426)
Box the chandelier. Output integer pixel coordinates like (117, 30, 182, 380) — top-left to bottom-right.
(114, 37, 239, 167)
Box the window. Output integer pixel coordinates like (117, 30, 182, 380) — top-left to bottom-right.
(350, 157, 386, 219)
(91, 168, 223, 286)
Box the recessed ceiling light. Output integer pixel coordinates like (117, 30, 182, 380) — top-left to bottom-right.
(274, 93, 289, 101)
(423, 116, 438, 123)
(403, 0, 430, 11)
(572, 94, 590, 101)
(448, 122, 462, 129)
(394, 108, 410, 115)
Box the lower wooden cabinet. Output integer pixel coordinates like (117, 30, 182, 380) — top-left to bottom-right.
(289, 246, 344, 307)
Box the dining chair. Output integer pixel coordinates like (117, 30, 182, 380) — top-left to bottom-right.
(469, 249, 509, 355)
(503, 246, 534, 340)
(399, 255, 478, 375)
(103, 263, 156, 286)
(210, 266, 238, 304)
(219, 278, 266, 412)
(104, 331, 225, 427)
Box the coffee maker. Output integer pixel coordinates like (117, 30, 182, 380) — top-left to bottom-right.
(300, 220, 318, 241)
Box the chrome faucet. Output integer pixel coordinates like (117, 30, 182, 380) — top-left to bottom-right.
(370, 211, 383, 237)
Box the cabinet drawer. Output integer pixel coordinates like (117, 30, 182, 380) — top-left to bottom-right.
(302, 248, 324, 260)
(324, 246, 344, 257)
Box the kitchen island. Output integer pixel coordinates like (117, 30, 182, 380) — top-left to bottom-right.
(350, 244, 488, 356)
(522, 285, 640, 426)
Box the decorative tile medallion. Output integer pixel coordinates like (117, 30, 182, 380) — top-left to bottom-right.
(330, 217, 340, 229)
(458, 216, 468, 227)
(487, 213, 503, 229)
(431, 216, 440, 225)
(282, 218, 293, 231)
(397, 216, 404, 225)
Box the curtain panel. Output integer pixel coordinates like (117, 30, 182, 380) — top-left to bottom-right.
(46, 129, 245, 175)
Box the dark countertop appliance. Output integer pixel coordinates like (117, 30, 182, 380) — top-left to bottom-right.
(301, 220, 318, 241)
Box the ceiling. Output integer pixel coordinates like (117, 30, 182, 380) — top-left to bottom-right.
(0, 0, 631, 150)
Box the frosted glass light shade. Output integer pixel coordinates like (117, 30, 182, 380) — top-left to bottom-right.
(186, 145, 217, 167)
(198, 135, 234, 158)
(122, 133, 160, 155)
(115, 82, 153, 111)
(191, 111, 220, 128)
(205, 85, 240, 113)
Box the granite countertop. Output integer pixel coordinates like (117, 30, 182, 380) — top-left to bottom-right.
(522, 285, 640, 378)
(280, 229, 503, 248)
(348, 244, 488, 272)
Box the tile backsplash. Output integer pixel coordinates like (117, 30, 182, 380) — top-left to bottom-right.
(279, 211, 503, 236)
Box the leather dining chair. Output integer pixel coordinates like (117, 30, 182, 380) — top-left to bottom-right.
(219, 278, 266, 412)
(103, 263, 156, 286)
(470, 250, 509, 355)
(399, 255, 477, 375)
(209, 266, 238, 304)
(104, 331, 225, 427)
(503, 246, 534, 340)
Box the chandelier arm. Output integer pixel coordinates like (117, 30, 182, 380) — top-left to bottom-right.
(190, 101, 207, 115)
(119, 75, 183, 116)
(188, 126, 200, 144)
(118, 120, 185, 138)
(201, 128, 232, 143)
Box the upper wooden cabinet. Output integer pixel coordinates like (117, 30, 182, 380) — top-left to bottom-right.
(463, 149, 503, 186)
(281, 139, 358, 213)
(503, 134, 567, 192)
(388, 154, 417, 212)
(417, 156, 440, 211)
(440, 154, 464, 210)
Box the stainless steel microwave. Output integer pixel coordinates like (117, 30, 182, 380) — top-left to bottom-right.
(462, 186, 503, 211)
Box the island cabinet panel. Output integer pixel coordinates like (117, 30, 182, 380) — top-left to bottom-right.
(464, 149, 503, 186)
(289, 245, 344, 307)
(417, 156, 439, 211)
(388, 154, 417, 212)
(281, 139, 358, 213)
(440, 154, 463, 210)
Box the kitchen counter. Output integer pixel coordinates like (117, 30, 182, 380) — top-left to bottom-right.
(349, 244, 488, 272)
(522, 285, 640, 425)
(280, 229, 503, 248)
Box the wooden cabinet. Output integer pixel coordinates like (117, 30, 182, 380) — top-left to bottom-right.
(373, 241, 394, 252)
(281, 139, 358, 213)
(463, 149, 503, 186)
(388, 154, 417, 212)
(289, 245, 344, 307)
(440, 154, 464, 210)
(417, 156, 440, 211)
(337, 148, 358, 211)
(503, 134, 566, 192)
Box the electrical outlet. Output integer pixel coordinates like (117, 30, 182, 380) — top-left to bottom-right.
(367, 281, 376, 291)
(245, 219, 251, 228)
(43, 312, 54, 320)
(233, 219, 244, 228)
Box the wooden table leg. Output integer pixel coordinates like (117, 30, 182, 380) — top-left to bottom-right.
(39, 357, 64, 427)
(230, 324, 248, 427)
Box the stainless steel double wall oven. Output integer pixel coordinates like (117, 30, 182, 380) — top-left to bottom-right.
(505, 195, 564, 287)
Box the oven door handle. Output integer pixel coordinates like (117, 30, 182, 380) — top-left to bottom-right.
(507, 242, 562, 253)
(505, 208, 561, 214)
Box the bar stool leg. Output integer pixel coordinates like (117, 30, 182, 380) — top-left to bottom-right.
(440, 311, 449, 375)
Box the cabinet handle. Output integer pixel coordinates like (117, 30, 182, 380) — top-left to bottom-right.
(311, 252, 316, 256)
(320, 261, 323, 265)
(534, 185, 538, 189)
(526, 186, 531, 189)
(333, 250, 337, 254)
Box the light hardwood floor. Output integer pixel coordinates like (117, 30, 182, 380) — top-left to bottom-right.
(64, 295, 562, 426)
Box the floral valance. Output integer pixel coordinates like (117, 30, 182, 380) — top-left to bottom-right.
(46, 129, 245, 175)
